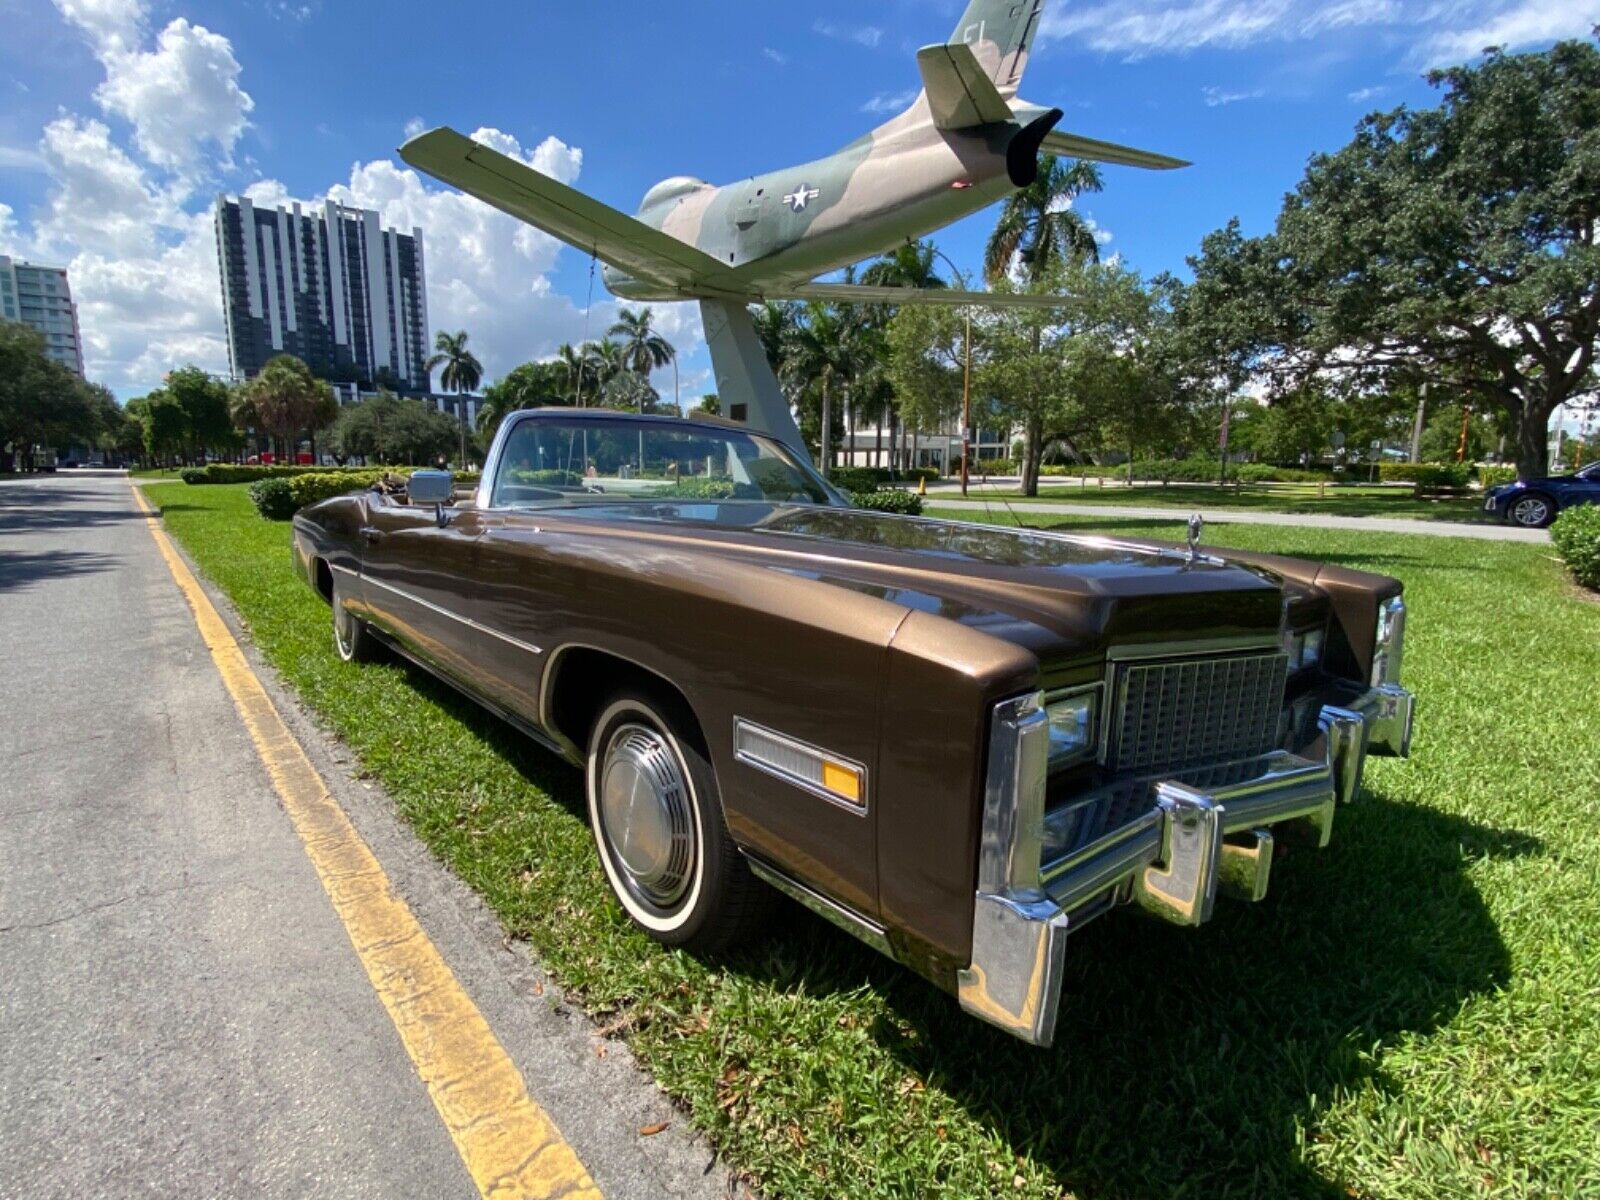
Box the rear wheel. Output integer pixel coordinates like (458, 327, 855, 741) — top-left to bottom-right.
(1508, 493, 1556, 528)
(331, 574, 380, 663)
(585, 690, 766, 951)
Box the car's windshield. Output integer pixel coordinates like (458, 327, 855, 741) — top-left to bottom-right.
(490, 415, 842, 509)
(1577, 462, 1600, 481)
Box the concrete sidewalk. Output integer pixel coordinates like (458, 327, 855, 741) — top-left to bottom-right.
(925, 495, 1548, 542)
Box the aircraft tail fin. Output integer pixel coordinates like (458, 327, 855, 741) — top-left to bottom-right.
(950, 0, 1045, 96)
(917, 44, 1013, 130)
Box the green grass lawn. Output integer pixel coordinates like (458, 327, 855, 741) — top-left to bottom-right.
(147, 483, 1600, 1200)
(939, 481, 1495, 524)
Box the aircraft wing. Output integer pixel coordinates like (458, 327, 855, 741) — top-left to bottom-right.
(916, 43, 1014, 130)
(1041, 130, 1189, 170)
(399, 127, 748, 295)
(775, 282, 1074, 309)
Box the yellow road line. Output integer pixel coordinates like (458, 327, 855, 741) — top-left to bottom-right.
(130, 483, 601, 1200)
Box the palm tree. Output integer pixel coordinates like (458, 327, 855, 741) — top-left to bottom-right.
(608, 307, 679, 412)
(783, 303, 873, 477)
(557, 343, 589, 405)
(426, 330, 484, 467)
(583, 339, 625, 398)
(239, 355, 335, 463)
(983, 156, 1104, 287)
(861, 241, 948, 291)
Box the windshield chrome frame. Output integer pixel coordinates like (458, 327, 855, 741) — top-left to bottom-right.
(476, 409, 848, 512)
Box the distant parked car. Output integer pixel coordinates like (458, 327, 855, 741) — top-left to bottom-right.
(1484, 463, 1600, 528)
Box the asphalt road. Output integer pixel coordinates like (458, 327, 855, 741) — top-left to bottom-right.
(0, 472, 727, 1199)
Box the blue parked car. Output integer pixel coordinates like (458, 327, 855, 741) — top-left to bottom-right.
(1484, 462, 1600, 528)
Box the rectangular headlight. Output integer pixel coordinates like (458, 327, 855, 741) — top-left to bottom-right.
(1045, 686, 1100, 771)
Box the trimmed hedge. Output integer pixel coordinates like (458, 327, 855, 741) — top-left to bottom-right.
(1551, 505, 1600, 591)
(974, 459, 1015, 475)
(1377, 463, 1472, 488)
(830, 466, 940, 492)
(849, 489, 923, 516)
(1477, 465, 1518, 489)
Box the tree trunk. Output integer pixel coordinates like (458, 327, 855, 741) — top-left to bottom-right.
(1022, 418, 1045, 497)
(1515, 396, 1555, 481)
(888, 407, 900, 471)
(819, 376, 832, 478)
(873, 414, 883, 469)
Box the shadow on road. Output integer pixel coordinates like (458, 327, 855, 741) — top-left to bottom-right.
(0, 549, 121, 593)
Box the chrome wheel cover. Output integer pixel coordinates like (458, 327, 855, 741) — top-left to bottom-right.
(1512, 497, 1550, 526)
(599, 724, 695, 910)
(333, 596, 357, 659)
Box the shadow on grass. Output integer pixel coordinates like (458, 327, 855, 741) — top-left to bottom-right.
(376, 648, 1532, 1198)
(774, 793, 1530, 1199)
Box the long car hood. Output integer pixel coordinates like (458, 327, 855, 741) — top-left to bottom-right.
(547, 502, 1298, 658)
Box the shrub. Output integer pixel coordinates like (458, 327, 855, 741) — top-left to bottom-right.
(248, 477, 298, 521)
(849, 489, 923, 516)
(505, 468, 582, 488)
(208, 464, 315, 485)
(973, 458, 1014, 475)
(1377, 463, 1471, 488)
(666, 477, 737, 499)
(287, 471, 388, 510)
(180, 467, 211, 485)
(1477, 465, 1518, 489)
(1130, 458, 1222, 483)
(831, 466, 940, 491)
(1233, 463, 1329, 483)
(1551, 505, 1600, 591)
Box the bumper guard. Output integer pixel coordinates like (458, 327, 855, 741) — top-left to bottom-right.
(957, 683, 1415, 1046)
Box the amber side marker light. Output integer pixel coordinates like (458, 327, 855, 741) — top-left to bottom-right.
(734, 719, 868, 813)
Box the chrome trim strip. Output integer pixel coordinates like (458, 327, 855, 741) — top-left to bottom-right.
(745, 856, 892, 957)
(1106, 634, 1285, 662)
(363, 574, 543, 656)
(732, 717, 868, 816)
(329, 563, 360, 579)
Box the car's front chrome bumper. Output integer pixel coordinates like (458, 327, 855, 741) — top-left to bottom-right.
(957, 683, 1416, 1047)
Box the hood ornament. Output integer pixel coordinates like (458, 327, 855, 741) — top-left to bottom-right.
(1187, 513, 1204, 562)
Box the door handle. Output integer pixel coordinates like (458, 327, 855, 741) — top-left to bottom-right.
(360, 526, 384, 545)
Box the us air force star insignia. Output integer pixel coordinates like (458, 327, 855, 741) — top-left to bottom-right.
(784, 184, 820, 212)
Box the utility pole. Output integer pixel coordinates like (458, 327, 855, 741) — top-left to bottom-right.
(1410, 383, 1427, 464)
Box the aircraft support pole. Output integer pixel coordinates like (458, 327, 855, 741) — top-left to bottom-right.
(698, 300, 807, 459)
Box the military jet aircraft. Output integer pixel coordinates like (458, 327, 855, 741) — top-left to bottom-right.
(399, 0, 1185, 312)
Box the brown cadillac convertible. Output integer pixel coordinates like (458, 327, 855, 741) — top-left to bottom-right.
(292, 409, 1415, 1046)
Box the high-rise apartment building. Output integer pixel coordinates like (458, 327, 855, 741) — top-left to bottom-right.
(214, 196, 430, 391)
(0, 256, 85, 376)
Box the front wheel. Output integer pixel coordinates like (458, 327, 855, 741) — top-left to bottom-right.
(585, 690, 767, 951)
(332, 574, 380, 663)
(1508, 493, 1556, 528)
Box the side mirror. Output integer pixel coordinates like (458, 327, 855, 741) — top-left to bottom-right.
(408, 470, 455, 527)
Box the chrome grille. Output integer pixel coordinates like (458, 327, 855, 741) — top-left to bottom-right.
(1109, 651, 1289, 776)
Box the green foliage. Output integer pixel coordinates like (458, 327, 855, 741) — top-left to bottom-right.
(505, 468, 583, 488)
(287, 471, 387, 511)
(1233, 463, 1330, 483)
(974, 458, 1015, 475)
(247, 477, 298, 521)
(830, 466, 939, 491)
(426, 330, 484, 396)
(0, 320, 104, 469)
(147, 480, 1600, 1200)
(203, 464, 315, 484)
(663, 477, 737, 499)
(1477, 465, 1518, 488)
(1378, 463, 1472, 488)
(238, 354, 338, 457)
(848, 489, 923, 515)
(332, 391, 458, 465)
(1184, 39, 1600, 480)
(180, 468, 211, 485)
(165, 365, 235, 457)
(1551, 505, 1600, 590)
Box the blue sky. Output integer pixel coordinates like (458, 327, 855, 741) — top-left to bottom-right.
(1, 0, 1595, 406)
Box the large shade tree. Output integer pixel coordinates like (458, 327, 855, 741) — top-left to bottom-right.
(1186, 38, 1600, 480)
(235, 354, 337, 463)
